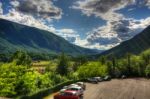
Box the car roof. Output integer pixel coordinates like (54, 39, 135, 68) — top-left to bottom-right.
(77, 82, 84, 84)
(68, 86, 82, 89)
(70, 84, 78, 86)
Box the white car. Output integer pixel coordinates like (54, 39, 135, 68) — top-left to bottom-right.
(76, 82, 86, 90)
(67, 86, 84, 96)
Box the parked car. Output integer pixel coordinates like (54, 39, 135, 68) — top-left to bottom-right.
(63, 86, 68, 89)
(93, 77, 103, 82)
(67, 86, 84, 96)
(60, 88, 67, 93)
(121, 75, 127, 79)
(76, 82, 86, 90)
(54, 90, 81, 99)
(87, 77, 98, 83)
(103, 76, 111, 81)
(69, 84, 80, 87)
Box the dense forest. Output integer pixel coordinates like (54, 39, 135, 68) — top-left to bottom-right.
(0, 49, 150, 98)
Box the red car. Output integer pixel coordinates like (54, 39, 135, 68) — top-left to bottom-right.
(54, 90, 82, 99)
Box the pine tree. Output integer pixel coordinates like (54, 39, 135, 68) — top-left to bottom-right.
(56, 53, 69, 76)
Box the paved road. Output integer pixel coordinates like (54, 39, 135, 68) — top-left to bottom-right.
(45, 78, 150, 99)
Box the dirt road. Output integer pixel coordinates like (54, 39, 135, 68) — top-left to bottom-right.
(45, 78, 150, 99)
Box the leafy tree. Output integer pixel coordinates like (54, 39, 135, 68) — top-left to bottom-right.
(106, 61, 113, 76)
(72, 55, 88, 71)
(141, 50, 150, 65)
(145, 64, 150, 77)
(15, 71, 39, 95)
(77, 62, 108, 78)
(0, 62, 27, 97)
(11, 51, 31, 66)
(56, 53, 69, 76)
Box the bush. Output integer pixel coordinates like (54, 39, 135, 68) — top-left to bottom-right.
(145, 64, 150, 77)
(0, 62, 27, 97)
(77, 62, 108, 78)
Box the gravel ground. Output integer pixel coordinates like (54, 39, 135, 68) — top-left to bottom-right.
(45, 78, 150, 99)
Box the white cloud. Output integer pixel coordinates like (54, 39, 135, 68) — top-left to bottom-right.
(144, 0, 150, 8)
(57, 29, 77, 34)
(0, 9, 54, 31)
(72, 0, 135, 21)
(74, 37, 119, 50)
(10, 0, 20, 7)
(55, 29, 79, 43)
(10, 0, 62, 20)
(130, 17, 150, 29)
(72, 0, 150, 50)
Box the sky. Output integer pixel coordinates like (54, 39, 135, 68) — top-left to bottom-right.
(0, 0, 150, 50)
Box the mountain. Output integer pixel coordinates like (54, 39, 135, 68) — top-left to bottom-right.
(97, 25, 150, 57)
(0, 19, 97, 56)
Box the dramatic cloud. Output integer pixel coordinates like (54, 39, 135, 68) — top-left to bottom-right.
(0, 2, 3, 14)
(146, 0, 150, 7)
(10, 0, 62, 20)
(0, 9, 54, 31)
(72, 0, 135, 21)
(83, 17, 150, 49)
(72, 0, 150, 49)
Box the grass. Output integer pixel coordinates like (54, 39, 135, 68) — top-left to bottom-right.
(32, 61, 51, 67)
(31, 60, 75, 72)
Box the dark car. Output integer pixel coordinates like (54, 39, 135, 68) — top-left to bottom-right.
(87, 77, 98, 83)
(93, 77, 103, 82)
(103, 76, 111, 81)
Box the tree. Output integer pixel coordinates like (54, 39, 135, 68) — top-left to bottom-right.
(106, 61, 113, 76)
(99, 56, 106, 65)
(126, 53, 132, 76)
(56, 53, 69, 76)
(75, 55, 88, 65)
(77, 62, 108, 78)
(111, 55, 117, 77)
(11, 51, 31, 66)
(0, 62, 27, 97)
(141, 52, 150, 66)
(145, 64, 150, 77)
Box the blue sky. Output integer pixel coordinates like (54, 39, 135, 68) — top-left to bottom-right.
(0, 0, 150, 50)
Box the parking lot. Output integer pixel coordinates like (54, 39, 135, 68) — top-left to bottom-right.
(45, 78, 150, 99)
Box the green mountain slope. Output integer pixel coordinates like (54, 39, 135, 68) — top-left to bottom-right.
(98, 25, 150, 57)
(0, 19, 97, 56)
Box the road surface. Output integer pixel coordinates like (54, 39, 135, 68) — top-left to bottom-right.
(44, 78, 150, 99)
